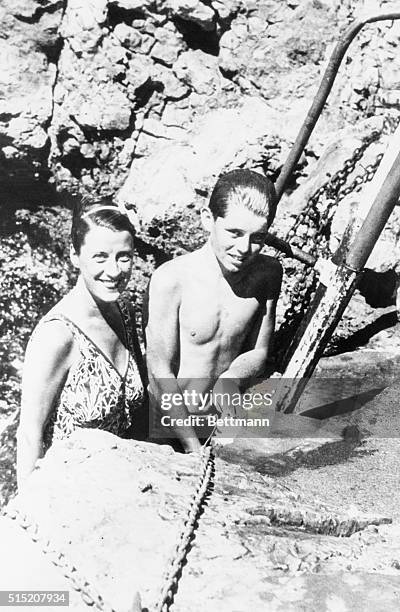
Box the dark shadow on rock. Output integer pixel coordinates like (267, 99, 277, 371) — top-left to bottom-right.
(325, 311, 398, 356)
(217, 438, 377, 478)
(300, 387, 384, 420)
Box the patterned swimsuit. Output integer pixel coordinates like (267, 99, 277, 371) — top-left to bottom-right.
(42, 300, 145, 450)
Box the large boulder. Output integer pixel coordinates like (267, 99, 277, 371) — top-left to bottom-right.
(2, 426, 400, 611)
(118, 96, 284, 221)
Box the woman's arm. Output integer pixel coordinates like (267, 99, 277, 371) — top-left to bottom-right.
(17, 320, 74, 489)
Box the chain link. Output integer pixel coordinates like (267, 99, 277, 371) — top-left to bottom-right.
(284, 128, 381, 247)
(154, 445, 214, 612)
(3, 446, 215, 612)
(2, 505, 120, 612)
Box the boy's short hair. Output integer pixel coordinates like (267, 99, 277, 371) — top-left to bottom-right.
(209, 169, 277, 226)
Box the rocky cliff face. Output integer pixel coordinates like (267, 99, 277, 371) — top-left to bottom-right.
(2, 0, 399, 208)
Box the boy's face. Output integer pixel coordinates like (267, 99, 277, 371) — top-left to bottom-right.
(206, 199, 270, 274)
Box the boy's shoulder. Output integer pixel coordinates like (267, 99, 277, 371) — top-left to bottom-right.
(150, 251, 196, 290)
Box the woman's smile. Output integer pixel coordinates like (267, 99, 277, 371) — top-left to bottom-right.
(71, 226, 134, 303)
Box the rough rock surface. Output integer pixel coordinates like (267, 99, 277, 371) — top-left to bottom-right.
(2, 0, 400, 356)
(118, 96, 284, 220)
(2, 0, 399, 206)
(277, 381, 400, 528)
(0, 0, 63, 202)
(2, 413, 400, 611)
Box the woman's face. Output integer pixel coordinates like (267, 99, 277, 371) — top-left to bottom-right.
(71, 225, 134, 303)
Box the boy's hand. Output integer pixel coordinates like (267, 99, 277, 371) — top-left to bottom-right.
(182, 438, 202, 454)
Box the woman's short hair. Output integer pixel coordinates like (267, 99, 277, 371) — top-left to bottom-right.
(71, 196, 135, 254)
(209, 169, 277, 226)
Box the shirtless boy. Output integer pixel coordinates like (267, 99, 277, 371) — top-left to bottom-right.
(145, 169, 282, 452)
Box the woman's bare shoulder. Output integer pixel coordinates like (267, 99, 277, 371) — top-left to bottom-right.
(29, 300, 75, 359)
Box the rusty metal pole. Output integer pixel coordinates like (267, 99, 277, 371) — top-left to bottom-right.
(266, 233, 316, 267)
(275, 9, 400, 202)
(243, 12, 400, 268)
(275, 124, 400, 413)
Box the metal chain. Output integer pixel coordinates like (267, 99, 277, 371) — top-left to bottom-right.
(280, 131, 382, 334)
(3, 446, 215, 612)
(284, 130, 381, 246)
(310, 152, 384, 263)
(277, 113, 400, 364)
(154, 445, 214, 612)
(285, 112, 400, 254)
(294, 149, 387, 314)
(2, 505, 118, 612)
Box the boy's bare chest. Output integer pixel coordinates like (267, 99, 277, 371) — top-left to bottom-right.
(179, 281, 259, 346)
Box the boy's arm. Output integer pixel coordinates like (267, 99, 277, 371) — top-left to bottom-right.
(220, 298, 277, 381)
(145, 264, 202, 452)
(217, 259, 282, 388)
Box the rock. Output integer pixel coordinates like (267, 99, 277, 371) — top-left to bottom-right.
(142, 116, 185, 141)
(151, 24, 185, 66)
(251, 573, 400, 611)
(118, 97, 283, 220)
(1, 0, 397, 214)
(211, 0, 242, 21)
(109, 0, 153, 9)
(6, 119, 49, 150)
(11, 0, 40, 20)
(1, 0, 398, 211)
(167, 0, 216, 31)
(327, 4, 400, 117)
(126, 54, 154, 89)
(113, 23, 142, 48)
(2, 428, 399, 611)
(219, 29, 242, 73)
(173, 49, 221, 95)
(327, 380, 400, 438)
(0, 0, 62, 199)
(72, 84, 132, 131)
(103, 35, 129, 65)
(151, 64, 190, 99)
(61, 0, 108, 53)
(80, 143, 96, 159)
(219, 0, 338, 99)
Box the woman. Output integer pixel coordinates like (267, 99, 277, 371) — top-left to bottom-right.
(17, 197, 147, 488)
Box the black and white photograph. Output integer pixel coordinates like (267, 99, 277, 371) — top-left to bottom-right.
(1, 0, 400, 610)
